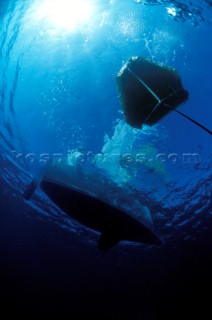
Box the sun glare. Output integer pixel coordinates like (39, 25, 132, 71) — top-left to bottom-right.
(36, 0, 95, 32)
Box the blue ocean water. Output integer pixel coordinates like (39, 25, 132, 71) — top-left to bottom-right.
(0, 0, 211, 318)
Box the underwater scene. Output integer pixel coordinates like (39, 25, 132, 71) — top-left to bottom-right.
(0, 0, 211, 318)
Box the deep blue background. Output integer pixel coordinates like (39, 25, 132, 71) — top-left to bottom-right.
(0, 0, 211, 318)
